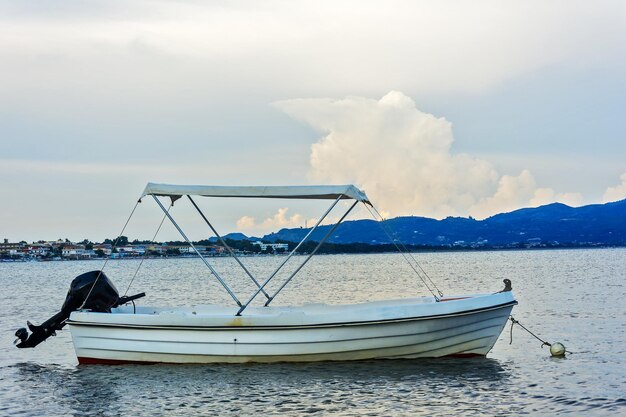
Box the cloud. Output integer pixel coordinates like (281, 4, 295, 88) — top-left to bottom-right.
(236, 208, 310, 233)
(235, 207, 345, 234)
(603, 173, 626, 202)
(469, 170, 538, 217)
(235, 215, 257, 231)
(471, 171, 584, 216)
(276, 91, 581, 219)
(2, 1, 623, 98)
(530, 188, 584, 207)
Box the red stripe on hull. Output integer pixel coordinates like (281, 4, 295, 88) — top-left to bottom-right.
(445, 352, 485, 358)
(78, 353, 486, 365)
(78, 357, 157, 365)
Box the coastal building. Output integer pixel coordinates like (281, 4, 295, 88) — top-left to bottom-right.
(164, 245, 207, 254)
(526, 237, 542, 247)
(251, 241, 289, 252)
(61, 245, 91, 259)
(27, 244, 52, 258)
(0, 239, 22, 256)
(93, 244, 112, 256)
(117, 245, 146, 255)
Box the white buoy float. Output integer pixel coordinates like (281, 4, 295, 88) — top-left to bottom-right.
(550, 342, 566, 357)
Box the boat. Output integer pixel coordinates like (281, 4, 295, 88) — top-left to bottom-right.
(14, 183, 517, 364)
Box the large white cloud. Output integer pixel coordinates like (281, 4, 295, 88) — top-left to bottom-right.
(603, 173, 626, 202)
(236, 208, 307, 232)
(276, 91, 582, 219)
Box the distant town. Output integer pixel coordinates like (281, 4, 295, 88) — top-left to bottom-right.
(1, 233, 622, 263)
(0, 237, 290, 262)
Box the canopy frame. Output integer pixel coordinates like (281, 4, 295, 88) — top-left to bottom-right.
(142, 183, 371, 204)
(144, 183, 368, 314)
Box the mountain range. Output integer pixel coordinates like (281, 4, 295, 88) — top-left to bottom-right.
(217, 199, 626, 247)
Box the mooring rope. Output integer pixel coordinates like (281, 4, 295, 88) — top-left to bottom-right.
(509, 315, 576, 355)
(509, 316, 552, 347)
(123, 202, 172, 297)
(371, 205, 443, 297)
(79, 199, 141, 310)
(363, 203, 442, 300)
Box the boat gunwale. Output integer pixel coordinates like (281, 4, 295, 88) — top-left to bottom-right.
(67, 300, 518, 331)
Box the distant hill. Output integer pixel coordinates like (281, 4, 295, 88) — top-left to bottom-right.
(208, 232, 259, 243)
(257, 199, 626, 247)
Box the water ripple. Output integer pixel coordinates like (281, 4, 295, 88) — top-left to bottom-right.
(1, 249, 625, 415)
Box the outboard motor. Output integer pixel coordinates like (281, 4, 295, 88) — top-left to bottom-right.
(14, 270, 145, 348)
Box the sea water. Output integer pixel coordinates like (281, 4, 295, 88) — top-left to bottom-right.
(1, 249, 624, 416)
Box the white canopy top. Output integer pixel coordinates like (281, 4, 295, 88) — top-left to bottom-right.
(141, 183, 371, 204)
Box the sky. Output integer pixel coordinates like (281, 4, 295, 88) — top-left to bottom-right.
(1, 0, 625, 243)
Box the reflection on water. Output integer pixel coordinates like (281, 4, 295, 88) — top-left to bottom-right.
(8, 359, 512, 416)
(2, 249, 626, 415)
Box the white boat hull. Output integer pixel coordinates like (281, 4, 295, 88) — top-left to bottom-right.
(67, 292, 516, 364)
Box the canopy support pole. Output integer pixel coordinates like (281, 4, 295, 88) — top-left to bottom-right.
(187, 195, 271, 300)
(235, 196, 343, 315)
(152, 195, 242, 306)
(263, 200, 358, 307)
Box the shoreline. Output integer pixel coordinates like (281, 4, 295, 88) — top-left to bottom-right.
(2, 244, 624, 263)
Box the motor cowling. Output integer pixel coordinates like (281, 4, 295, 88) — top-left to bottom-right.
(14, 271, 144, 349)
(61, 270, 120, 314)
